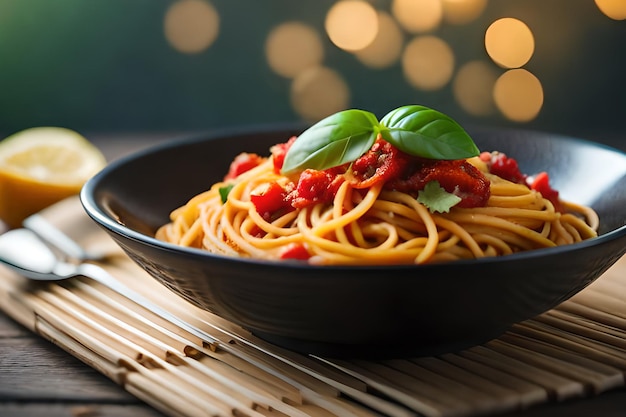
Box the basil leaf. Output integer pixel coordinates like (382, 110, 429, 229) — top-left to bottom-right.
(380, 105, 479, 160)
(219, 184, 234, 204)
(281, 109, 380, 174)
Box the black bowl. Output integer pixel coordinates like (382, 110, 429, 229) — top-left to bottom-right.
(81, 125, 626, 358)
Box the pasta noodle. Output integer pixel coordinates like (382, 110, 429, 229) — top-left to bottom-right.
(155, 138, 599, 265)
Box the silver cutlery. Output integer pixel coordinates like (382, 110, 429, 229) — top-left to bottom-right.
(0, 227, 228, 346)
(23, 213, 104, 261)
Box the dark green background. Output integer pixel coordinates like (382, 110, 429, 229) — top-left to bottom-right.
(0, 0, 624, 149)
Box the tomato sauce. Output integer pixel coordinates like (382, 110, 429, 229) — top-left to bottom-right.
(226, 137, 562, 220)
(224, 152, 264, 180)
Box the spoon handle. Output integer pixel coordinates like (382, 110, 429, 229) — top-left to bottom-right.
(23, 214, 99, 261)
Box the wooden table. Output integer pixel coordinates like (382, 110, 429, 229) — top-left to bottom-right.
(1, 132, 625, 417)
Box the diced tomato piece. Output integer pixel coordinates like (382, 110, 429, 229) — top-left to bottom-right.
(488, 152, 526, 184)
(270, 136, 297, 174)
(528, 171, 562, 212)
(290, 168, 345, 209)
(279, 243, 311, 260)
(250, 182, 291, 218)
(224, 153, 264, 180)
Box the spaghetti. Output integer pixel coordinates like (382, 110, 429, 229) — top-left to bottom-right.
(155, 135, 599, 265)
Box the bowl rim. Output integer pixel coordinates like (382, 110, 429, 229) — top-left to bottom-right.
(80, 124, 626, 271)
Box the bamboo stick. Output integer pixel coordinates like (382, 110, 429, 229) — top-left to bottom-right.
(458, 346, 584, 401)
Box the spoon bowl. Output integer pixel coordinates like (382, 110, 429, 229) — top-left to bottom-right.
(0, 229, 70, 281)
(0, 228, 215, 343)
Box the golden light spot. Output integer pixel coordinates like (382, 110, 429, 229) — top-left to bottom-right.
(392, 0, 443, 33)
(354, 12, 404, 69)
(402, 36, 454, 91)
(441, 0, 487, 25)
(453, 60, 499, 116)
(164, 0, 220, 54)
(290, 66, 350, 122)
(485, 18, 534, 69)
(266, 22, 324, 79)
(595, 0, 626, 20)
(325, 0, 379, 52)
(493, 69, 543, 122)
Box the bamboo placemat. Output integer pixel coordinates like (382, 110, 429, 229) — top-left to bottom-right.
(0, 197, 624, 417)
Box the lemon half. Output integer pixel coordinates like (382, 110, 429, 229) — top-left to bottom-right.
(0, 127, 107, 229)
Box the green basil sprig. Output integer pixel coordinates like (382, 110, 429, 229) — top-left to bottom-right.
(281, 105, 479, 175)
(218, 184, 234, 204)
(281, 109, 380, 175)
(379, 105, 480, 160)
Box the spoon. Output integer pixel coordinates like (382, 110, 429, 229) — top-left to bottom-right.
(0, 228, 223, 346)
(0, 228, 364, 397)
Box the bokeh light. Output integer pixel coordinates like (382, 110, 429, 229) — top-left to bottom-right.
(442, 0, 487, 25)
(164, 0, 220, 54)
(595, 0, 626, 20)
(485, 18, 534, 69)
(493, 69, 544, 122)
(392, 0, 443, 33)
(402, 36, 455, 91)
(354, 11, 404, 69)
(453, 60, 499, 116)
(290, 66, 350, 122)
(265, 22, 324, 78)
(325, 0, 379, 52)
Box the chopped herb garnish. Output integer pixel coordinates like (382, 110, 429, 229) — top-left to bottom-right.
(417, 180, 462, 213)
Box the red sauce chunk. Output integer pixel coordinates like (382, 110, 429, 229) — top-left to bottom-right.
(481, 151, 562, 212)
(224, 152, 264, 180)
(250, 182, 293, 220)
(348, 138, 490, 208)
(481, 151, 526, 184)
(290, 168, 345, 209)
(349, 139, 411, 188)
(279, 242, 311, 260)
(527, 171, 562, 212)
(270, 136, 297, 174)
(268, 137, 491, 210)
(389, 159, 491, 208)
